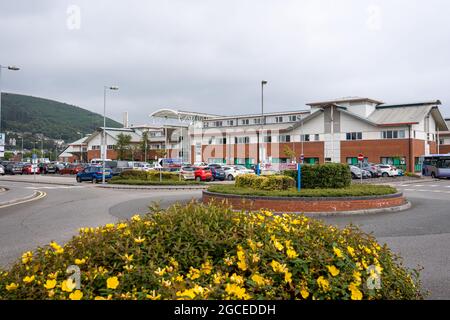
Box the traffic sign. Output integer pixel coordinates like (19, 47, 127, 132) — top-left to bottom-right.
(300, 154, 304, 161)
(358, 153, 364, 161)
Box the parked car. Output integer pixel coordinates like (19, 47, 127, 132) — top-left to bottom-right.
(22, 164, 40, 174)
(377, 164, 399, 177)
(193, 166, 212, 182)
(349, 165, 363, 179)
(209, 165, 226, 181)
(0, 164, 5, 175)
(222, 165, 255, 181)
(5, 163, 24, 175)
(361, 163, 380, 177)
(59, 164, 84, 175)
(180, 166, 195, 180)
(39, 163, 57, 174)
(76, 166, 113, 183)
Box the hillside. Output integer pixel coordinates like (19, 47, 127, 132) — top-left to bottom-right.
(1, 93, 122, 143)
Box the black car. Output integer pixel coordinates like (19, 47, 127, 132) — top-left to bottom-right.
(42, 163, 57, 174)
(209, 165, 226, 181)
(5, 163, 24, 175)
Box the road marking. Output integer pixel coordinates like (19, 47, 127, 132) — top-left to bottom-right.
(414, 185, 425, 187)
(24, 186, 81, 190)
(0, 191, 46, 209)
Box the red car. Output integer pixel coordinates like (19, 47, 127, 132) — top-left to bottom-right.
(59, 164, 84, 175)
(22, 164, 40, 175)
(194, 166, 212, 182)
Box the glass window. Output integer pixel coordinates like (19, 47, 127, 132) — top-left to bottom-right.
(263, 136, 272, 143)
(253, 118, 261, 124)
(386, 131, 393, 139)
(275, 116, 283, 123)
(399, 130, 405, 138)
(289, 115, 298, 122)
(357, 132, 362, 140)
(227, 120, 234, 126)
(301, 134, 310, 142)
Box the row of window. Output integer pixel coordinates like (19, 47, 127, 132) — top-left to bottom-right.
(205, 134, 321, 145)
(204, 115, 302, 128)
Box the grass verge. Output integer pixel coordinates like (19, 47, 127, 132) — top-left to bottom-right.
(109, 179, 204, 186)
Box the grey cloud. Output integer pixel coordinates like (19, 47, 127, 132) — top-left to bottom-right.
(1, 0, 449, 126)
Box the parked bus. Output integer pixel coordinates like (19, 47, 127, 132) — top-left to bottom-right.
(421, 154, 450, 178)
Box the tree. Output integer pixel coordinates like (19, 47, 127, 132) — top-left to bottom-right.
(155, 149, 167, 159)
(140, 131, 150, 161)
(115, 133, 132, 160)
(283, 145, 296, 162)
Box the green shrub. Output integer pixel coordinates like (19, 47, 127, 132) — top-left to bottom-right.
(0, 202, 422, 300)
(235, 174, 295, 191)
(118, 170, 180, 182)
(282, 163, 351, 189)
(109, 179, 203, 186)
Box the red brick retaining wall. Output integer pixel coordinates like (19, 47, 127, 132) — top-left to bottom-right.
(202, 191, 406, 213)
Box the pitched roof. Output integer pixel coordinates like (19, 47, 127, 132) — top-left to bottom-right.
(307, 97, 384, 107)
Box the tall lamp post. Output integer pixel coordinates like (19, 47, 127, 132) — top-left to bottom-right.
(0, 65, 20, 159)
(102, 86, 119, 184)
(257, 80, 268, 172)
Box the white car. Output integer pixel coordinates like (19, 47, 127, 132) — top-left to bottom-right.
(222, 165, 255, 181)
(377, 164, 399, 177)
(0, 165, 4, 175)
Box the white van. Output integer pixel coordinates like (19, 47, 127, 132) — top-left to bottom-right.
(90, 158, 112, 165)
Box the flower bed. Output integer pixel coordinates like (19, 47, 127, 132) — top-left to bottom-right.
(0, 202, 422, 300)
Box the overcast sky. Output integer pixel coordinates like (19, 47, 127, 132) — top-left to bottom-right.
(1, 0, 450, 125)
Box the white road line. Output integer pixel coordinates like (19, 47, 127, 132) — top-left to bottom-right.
(414, 185, 425, 187)
(0, 191, 47, 209)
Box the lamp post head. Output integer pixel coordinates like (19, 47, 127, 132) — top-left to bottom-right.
(261, 80, 268, 85)
(109, 86, 119, 90)
(7, 66, 20, 71)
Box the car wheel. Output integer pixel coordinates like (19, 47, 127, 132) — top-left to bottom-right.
(92, 178, 97, 184)
(227, 174, 234, 181)
(382, 172, 388, 177)
(76, 176, 81, 183)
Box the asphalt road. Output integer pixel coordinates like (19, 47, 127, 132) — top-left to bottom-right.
(0, 177, 449, 299)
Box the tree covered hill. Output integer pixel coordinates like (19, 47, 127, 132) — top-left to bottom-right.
(1, 92, 122, 142)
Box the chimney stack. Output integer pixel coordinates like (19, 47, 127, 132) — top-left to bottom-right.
(123, 112, 129, 128)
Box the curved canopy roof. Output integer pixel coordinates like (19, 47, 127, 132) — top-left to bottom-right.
(149, 108, 220, 121)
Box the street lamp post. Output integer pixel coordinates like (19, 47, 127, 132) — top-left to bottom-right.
(257, 80, 268, 172)
(0, 65, 20, 159)
(102, 86, 119, 184)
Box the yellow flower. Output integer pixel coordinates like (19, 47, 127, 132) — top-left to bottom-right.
(154, 267, 166, 276)
(225, 283, 250, 299)
(131, 214, 141, 222)
(353, 271, 362, 285)
(237, 260, 248, 271)
(69, 290, 83, 300)
(134, 237, 145, 244)
(116, 223, 128, 230)
(333, 247, 344, 258)
(224, 256, 234, 266)
(187, 267, 201, 280)
(317, 276, 330, 292)
(47, 272, 58, 279)
(175, 275, 184, 282)
(349, 283, 363, 300)
(147, 290, 161, 300)
(230, 273, 244, 285)
(123, 254, 134, 263)
(300, 288, 309, 299)
(176, 288, 196, 300)
(44, 279, 57, 290)
(201, 261, 213, 275)
(123, 264, 134, 271)
(21, 251, 33, 264)
(95, 296, 107, 300)
(106, 276, 119, 289)
(23, 275, 35, 284)
(272, 240, 284, 251)
(6, 283, 18, 291)
(251, 253, 260, 263)
(61, 279, 76, 292)
(284, 271, 292, 284)
(105, 223, 115, 229)
(251, 274, 266, 286)
(75, 258, 86, 265)
(270, 260, 287, 273)
(327, 265, 340, 277)
(286, 248, 299, 259)
(347, 246, 356, 257)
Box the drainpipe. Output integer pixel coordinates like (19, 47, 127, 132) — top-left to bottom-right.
(408, 125, 413, 173)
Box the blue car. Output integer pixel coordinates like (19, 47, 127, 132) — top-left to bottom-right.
(76, 166, 113, 183)
(209, 166, 226, 181)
